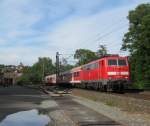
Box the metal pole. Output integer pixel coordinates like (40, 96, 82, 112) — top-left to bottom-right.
(42, 61, 45, 84)
(56, 52, 60, 83)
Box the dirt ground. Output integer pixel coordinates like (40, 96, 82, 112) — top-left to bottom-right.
(71, 89, 150, 126)
(72, 89, 150, 114)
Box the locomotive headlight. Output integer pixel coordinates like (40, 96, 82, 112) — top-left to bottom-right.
(121, 72, 129, 75)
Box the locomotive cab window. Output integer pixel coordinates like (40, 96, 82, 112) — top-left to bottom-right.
(74, 72, 80, 77)
(77, 72, 79, 77)
(108, 59, 117, 66)
(118, 59, 127, 66)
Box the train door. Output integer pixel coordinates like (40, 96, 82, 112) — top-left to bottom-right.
(100, 60, 104, 79)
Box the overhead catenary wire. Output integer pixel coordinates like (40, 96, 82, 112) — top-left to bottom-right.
(59, 53, 76, 65)
(60, 25, 128, 64)
(93, 19, 127, 41)
(80, 17, 128, 49)
(96, 23, 128, 42)
(58, 17, 129, 64)
(95, 24, 128, 48)
(81, 17, 126, 44)
(81, 24, 128, 50)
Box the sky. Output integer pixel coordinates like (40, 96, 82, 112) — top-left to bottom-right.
(0, 0, 150, 65)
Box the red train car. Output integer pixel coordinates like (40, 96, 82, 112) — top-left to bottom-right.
(59, 55, 130, 92)
(70, 66, 82, 84)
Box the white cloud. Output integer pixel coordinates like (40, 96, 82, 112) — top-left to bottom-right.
(0, 0, 149, 65)
(48, 6, 128, 55)
(48, 0, 150, 56)
(0, 0, 41, 29)
(0, 46, 56, 65)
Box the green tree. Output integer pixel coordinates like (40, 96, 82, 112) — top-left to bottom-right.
(74, 49, 98, 65)
(0, 64, 5, 73)
(96, 45, 107, 57)
(17, 66, 32, 84)
(121, 4, 150, 89)
(0, 64, 5, 69)
(31, 57, 55, 83)
(18, 57, 55, 85)
(59, 57, 74, 72)
(60, 64, 74, 72)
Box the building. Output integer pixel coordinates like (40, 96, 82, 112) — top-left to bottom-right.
(0, 63, 24, 86)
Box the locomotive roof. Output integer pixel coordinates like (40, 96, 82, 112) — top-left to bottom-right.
(60, 70, 72, 75)
(82, 54, 126, 66)
(45, 74, 56, 78)
(60, 54, 128, 74)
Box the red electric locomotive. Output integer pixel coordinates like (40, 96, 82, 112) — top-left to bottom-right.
(59, 55, 130, 92)
(45, 54, 130, 92)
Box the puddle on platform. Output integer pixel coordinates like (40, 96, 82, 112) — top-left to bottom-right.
(0, 109, 51, 126)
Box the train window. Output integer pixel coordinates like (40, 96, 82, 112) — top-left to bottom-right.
(87, 64, 91, 70)
(90, 64, 94, 69)
(83, 65, 88, 70)
(74, 72, 80, 77)
(95, 63, 99, 68)
(92, 64, 95, 69)
(92, 63, 95, 69)
(85, 66, 88, 70)
(87, 63, 98, 70)
(77, 72, 80, 77)
(118, 59, 127, 66)
(83, 63, 99, 70)
(108, 59, 117, 66)
(83, 64, 90, 70)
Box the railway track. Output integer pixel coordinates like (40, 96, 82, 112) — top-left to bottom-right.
(113, 90, 150, 101)
(44, 85, 150, 101)
(75, 88, 150, 101)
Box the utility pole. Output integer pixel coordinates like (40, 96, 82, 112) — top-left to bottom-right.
(42, 61, 45, 84)
(56, 52, 60, 83)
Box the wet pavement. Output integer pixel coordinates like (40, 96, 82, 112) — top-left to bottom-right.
(52, 95, 121, 126)
(0, 109, 50, 126)
(0, 86, 121, 126)
(0, 86, 55, 126)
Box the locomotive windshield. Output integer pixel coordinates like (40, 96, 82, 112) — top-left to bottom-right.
(118, 59, 127, 66)
(108, 59, 127, 66)
(108, 59, 117, 66)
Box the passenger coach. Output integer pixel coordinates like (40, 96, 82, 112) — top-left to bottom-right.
(45, 74, 56, 86)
